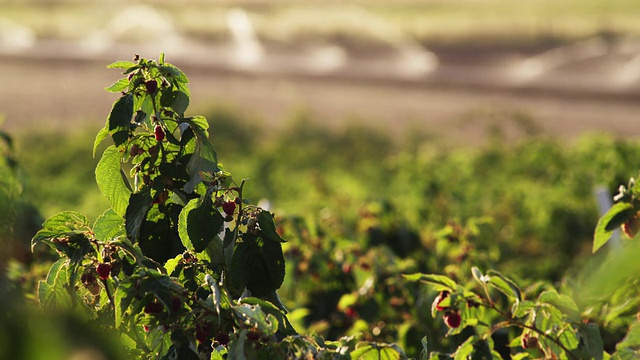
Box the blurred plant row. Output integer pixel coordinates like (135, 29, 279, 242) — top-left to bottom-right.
(3, 68, 640, 358)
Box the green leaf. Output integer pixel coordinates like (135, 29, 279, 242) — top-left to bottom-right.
(107, 60, 136, 69)
(107, 94, 134, 147)
(164, 255, 182, 276)
(183, 123, 218, 193)
(124, 187, 152, 242)
(93, 209, 125, 241)
(258, 211, 286, 243)
(230, 233, 285, 297)
(96, 145, 132, 217)
(31, 211, 90, 250)
(160, 64, 189, 84)
(594, 202, 635, 253)
(105, 78, 130, 93)
(616, 323, 640, 354)
(187, 116, 209, 136)
(93, 126, 109, 158)
(114, 279, 136, 328)
(37, 258, 73, 311)
(453, 336, 476, 360)
(198, 234, 225, 267)
(577, 323, 604, 360)
(486, 270, 522, 302)
(402, 273, 458, 291)
(351, 342, 404, 360)
(538, 290, 580, 321)
(178, 196, 224, 252)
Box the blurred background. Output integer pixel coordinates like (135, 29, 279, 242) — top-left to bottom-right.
(2, 0, 640, 139)
(2, 1, 640, 357)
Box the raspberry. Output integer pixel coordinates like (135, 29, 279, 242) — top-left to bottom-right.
(144, 301, 164, 314)
(444, 311, 461, 329)
(195, 323, 211, 343)
(344, 307, 358, 318)
(171, 296, 182, 312)
(215, 332, 230, 346)
(145, 79, 158, 95)
(221, 201, 236, 216)
(521, 334, 539, 349)
(154, 125, 165, 142)
(622, 212, 640, 238)
(96, 263, 112, 280)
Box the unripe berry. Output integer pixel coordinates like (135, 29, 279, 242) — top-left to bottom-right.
(443, 311, 461, 329)
(154, 125, 165, 142)
(96, 263, 112, 280)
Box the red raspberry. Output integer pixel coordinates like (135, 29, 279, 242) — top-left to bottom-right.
(195, 323, 211, 343)
(221, 201, 236, 216)
(521, 334, 539, 349)
(215, 332, 230, 346)
(145, 79, 158, 94)
(171, 296, 182, 312)
(444, 311, 461, 329)
(96, 263, 112, 280)
(154, 125, 165, 142)
(622, 211, 640, 238)
(144, 301, 164, 314)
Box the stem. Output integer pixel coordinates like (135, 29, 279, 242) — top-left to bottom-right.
(484, 301, 579, 360)
(101, 278, 114, 306)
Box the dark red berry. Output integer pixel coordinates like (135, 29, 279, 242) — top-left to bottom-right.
(81, 272, 96, 284)
(433, 291, 450, 311)
(444, 311, 461, 329)
(96, 263, 112, 280)
(195, 323, 211, 343)
(215, 332, 230, 346)
(154, 125, 165, 142)
(342, 263, 353, 274)
(148, 145, 158, 158)
(622, 211, 640, 238)
(129, 144, 141, 157)
(344, 307, 358, 319)
(221, 201, 236, 216)
(521, 334, 539, 349)
(143, 325, 150, 332)
(145, 79, 158, 94)
(171, 296, 182, 312)
(144, 301, 164, 314)
(247, 330, 260, 342)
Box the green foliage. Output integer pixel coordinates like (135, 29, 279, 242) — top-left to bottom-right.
(28, 54, 404, 359)
(8, 51, 640, 359)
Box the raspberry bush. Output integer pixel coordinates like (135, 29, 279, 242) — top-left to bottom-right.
(27, 53, 640, 360)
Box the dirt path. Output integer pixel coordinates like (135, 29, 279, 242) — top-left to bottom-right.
(2, 55, 640, 146)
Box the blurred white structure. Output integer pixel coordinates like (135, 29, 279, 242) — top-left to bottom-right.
(227, 8, 264, 68)
(0, 17, 36, 52)
(82, 5, 182, 53)
(510, 38, 609, 83)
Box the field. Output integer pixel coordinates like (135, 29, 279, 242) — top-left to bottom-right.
(2, 2, 640, 359)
